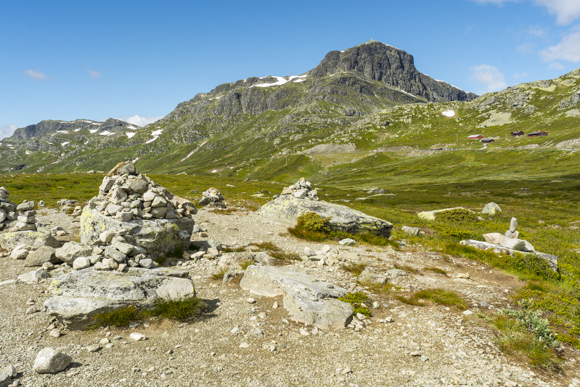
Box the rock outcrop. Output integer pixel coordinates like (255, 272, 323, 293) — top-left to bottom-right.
(240, 265, 353, 329)
(258, 192, 392, 237)
(44, 267, 195, 329)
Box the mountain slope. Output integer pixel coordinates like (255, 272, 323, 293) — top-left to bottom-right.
(14, 42, 580, 180)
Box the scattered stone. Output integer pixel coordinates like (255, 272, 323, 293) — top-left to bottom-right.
(17, 268, 49, 284)
(401, 226, 421, 236)
(25, 246, 57, 267)
(49, 329, 61, 338)
(9, 245, 29, 260)
(55, 242, 93, 264)
(130, 333, 147, 341)
(247, 298, 256, 304)
(358, 267, 387, 285)
(33, 348, 72, 374)
(339, 238, 356, 246)
(86, 344, 101, 353)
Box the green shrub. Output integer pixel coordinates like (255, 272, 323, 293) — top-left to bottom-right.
(340, 263, 367, 276)
(396, 288, 467, 310)
(239, 259, 255, 270)
(436, 208, 478, 223)
(149, 296, 207, 321)
(505, 300, 558, 348)
(296, 212, 332, 233)
(91, 305, 139, 328)
(339, 292, 371, 317)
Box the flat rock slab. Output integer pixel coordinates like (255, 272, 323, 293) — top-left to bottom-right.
(257, 195, 392, 237)
(240, 265, 353, 329)
(44, 267, 195, 329)
(80, 207, 194, 258)
(461, 239, 558, 271)
(0, 231, 58, 251)
(417, 207, 469, 221)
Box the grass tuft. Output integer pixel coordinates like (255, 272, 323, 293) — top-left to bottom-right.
(91, 305, 139, 328)
(339, 292, 371, 318)
(341, 263, 367, 276)
(148, 296, 207, 321)
(396, 288, 467, 310)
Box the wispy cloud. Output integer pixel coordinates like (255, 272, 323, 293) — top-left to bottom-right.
(472, 0, 518, 4)
(118, 115, 163, 127)
(539, 27, 580, 62)
(87, 68, 102, 80)
(516, 42, 536, 53)
(527, 24, 547, 37)
(548, 62, 565, 70)
(0, 123, 18, 140)
(470, 64, 507, 92)
(25, 69, 50, 81)
(533, 0, 580, 25)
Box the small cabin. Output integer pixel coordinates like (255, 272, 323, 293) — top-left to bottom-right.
(467, 134, 484, 140)
(527, 131, 548, 137)
(511, 131, 524, 137)
(480, 138, 495, 143)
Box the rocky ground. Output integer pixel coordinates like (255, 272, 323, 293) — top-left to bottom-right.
(0, 207, 579, 387)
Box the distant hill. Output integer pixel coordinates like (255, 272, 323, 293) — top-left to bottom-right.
(1, 41, 579, 183)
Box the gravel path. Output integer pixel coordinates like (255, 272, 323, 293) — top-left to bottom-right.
(0, 208, 578, 387)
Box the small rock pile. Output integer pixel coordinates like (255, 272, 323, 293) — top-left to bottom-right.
(58, 199, 82, 221)
(505, 216, 518, 239)
(0, 188, 37, 232)
(93, 162, 197, 221)
(281, 178, 318, 200)
(199, 187, 226, 208)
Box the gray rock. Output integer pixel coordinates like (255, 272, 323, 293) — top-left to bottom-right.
(10, 245, 29, 260)
(73, 257, 91, 270)
(116, 211, 133, 222)
(417, 207, 470, 221)
(482, 202, 502, 215)
(80, 207, 194, 259)
(509, 217, 518, 233)
(25, 246, 57, 266)
(33, 348, 72, 374)
(55, 242, 93, 264)
(240, 265, 352, 329)
(129, 176, 148, 194)
(16, 201, 35, 211)
(150, 205, 168, 218)
(104, 246, 127, 263)
(151, 195, 167, 208)
(339, 238, 356, 246)
(359, 267, 387, 285)
(258, 195, 392, 237)
(401, 226, 421, 236)
(18, 268, 50, 284)
(498, 237, 534, 252)
(117, 162, 136, 176)
(113, 241, 134, 255)
(44, 268, 194, 329)
(139, 258, 154, 269)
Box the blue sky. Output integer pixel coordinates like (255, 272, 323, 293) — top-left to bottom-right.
(2, 0, 580, 138)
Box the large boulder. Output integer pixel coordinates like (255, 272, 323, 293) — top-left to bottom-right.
(80, 206, 194, 258)
(55, 242, 93, 264)
(257, 195, 392, 237)
(44, 267, 195, 329)
(0, 231, 58, 251)
(240, 265, 353, 329)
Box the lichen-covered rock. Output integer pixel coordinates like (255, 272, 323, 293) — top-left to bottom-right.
(44, 267, 194, 329)
(257, 195, 392, 237)
(240, 265, 353, 329)
(80, 206, 193, 259)
(0, 231, 58, 251)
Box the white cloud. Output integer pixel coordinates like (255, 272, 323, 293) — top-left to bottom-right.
(527, 25, 547, 37)
(516, 42, 536, 53)
(25, 69, 50, 81)
(533, 0, 580, 25)
(470, 64, 507, 92)
(548, 62, 565, 70)
(118, 115, 163, 127)
(87, 68, 102, 80)
(539, 27, 580, 62)
(0, 123, 18, 140)
(472, 0, 518, 4)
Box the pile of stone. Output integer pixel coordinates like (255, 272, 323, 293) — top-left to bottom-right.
(461, 217, 558, 271)
(281, 178, 318, 200)
(58, 199, 82, 221)
(199, 187, 226, 208)
(93, 161, 197, 221)
(0, 188, 37, 233)
(73, 161, 196, 270)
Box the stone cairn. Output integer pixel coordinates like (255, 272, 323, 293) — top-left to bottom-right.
(0, 187, 37, 232)
(199, 187, 226, 208)
(69, 161, 197, 271)
(281, 178, 319, 200)
(505, 217, 519, 239)
(57, 199, 82, 221)
(95, 162, 196, 221)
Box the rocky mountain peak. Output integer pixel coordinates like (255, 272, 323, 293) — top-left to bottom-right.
(309, 41, 477, 102)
